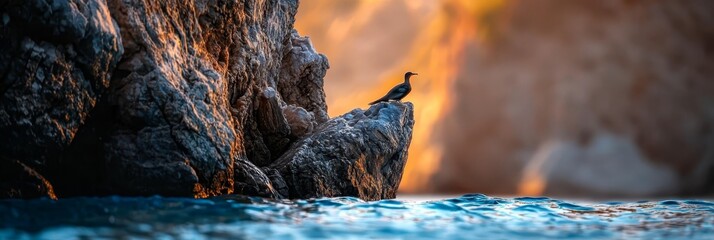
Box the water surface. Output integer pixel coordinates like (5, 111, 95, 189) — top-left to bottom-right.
(1, 194, 712, 239)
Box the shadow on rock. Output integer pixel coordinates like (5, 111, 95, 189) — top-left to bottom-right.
(269, 102, 414, 201)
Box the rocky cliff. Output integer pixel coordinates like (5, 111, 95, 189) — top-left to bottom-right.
(271, 102, 413, 200)
(0, 0, 413, 200)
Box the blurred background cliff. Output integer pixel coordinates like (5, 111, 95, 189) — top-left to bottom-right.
(294, 0, 714, 197)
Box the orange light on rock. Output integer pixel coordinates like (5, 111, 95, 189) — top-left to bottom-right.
(295, 0, 509, 193)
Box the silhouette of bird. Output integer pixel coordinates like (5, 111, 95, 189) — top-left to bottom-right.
(369, 72, 417, 105)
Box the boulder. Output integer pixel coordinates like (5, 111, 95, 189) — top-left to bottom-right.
(270, 102, 414, 200)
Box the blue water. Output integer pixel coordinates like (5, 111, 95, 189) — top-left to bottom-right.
(1, 194, 713, 239)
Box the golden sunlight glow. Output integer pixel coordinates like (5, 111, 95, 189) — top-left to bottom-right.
(516, 141, 553, 196)
(517, 173, 546, 196)
(295, 0, 513, 193)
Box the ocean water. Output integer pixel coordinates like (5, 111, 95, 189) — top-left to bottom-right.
(1, 194, 712, 239)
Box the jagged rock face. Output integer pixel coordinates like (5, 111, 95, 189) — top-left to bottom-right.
(271, 102, 414, 201)
(1, 0, 411, 200)
(0, 0, 122, 169)
(101, 0, 249, 197)
(102, 0, 329, 197)
(278, 31, 330, 124)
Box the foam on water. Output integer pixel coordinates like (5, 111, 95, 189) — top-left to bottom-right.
(1, 194, 712, 239)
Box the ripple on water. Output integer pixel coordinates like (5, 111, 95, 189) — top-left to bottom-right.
(513, 204, 550, 213)
(0, 195, 713, 239)
(514, 196, 551, 202)
(557, 202, 597, 211)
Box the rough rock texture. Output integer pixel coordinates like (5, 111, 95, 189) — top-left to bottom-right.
(0, 0, 411, 200)
(278, 30, 330, 124)
(0, 0, 122, 180)
(86, 0, 327, 197)
(270, 102, 414, 200)
(100, 0, 247, 197)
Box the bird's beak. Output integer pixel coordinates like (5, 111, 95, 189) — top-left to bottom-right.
(413, 73, 418, 75)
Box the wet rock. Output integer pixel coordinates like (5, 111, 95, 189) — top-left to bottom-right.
(0, 158, 57, 200)
(263, 168, 290, 198)
(233, 158, 281, 198)
(271, 102, 414, 200)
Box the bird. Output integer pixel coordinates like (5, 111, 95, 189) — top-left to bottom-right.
(369, 72, 417, 105)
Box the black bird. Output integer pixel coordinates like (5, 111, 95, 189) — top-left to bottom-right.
(369, 72, 417, 105)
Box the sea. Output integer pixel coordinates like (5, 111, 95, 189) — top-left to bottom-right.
(1, 194, 713, 239)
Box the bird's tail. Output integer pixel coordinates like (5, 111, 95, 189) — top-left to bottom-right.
(368, 99, 383, 105)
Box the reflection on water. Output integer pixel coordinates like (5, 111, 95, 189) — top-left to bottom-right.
(1, 194, 712, 239)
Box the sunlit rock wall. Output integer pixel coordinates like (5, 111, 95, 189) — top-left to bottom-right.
(99, 0, 316, 197)
(0, 0, 413, 200)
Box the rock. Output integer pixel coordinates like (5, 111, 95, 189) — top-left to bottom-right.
(98, 0, 305, 197)
(270, 102, 414, 200)
(282, 105, 316, 138)
(253, 87, 292, 166)
(0, 158, 57, 200)
(64, 0, 332, 198)
(0, 0, 122, 169)
(278, 30, 330, 124)
(233, 158, 281, 199)
(0, 0, 410, 201)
